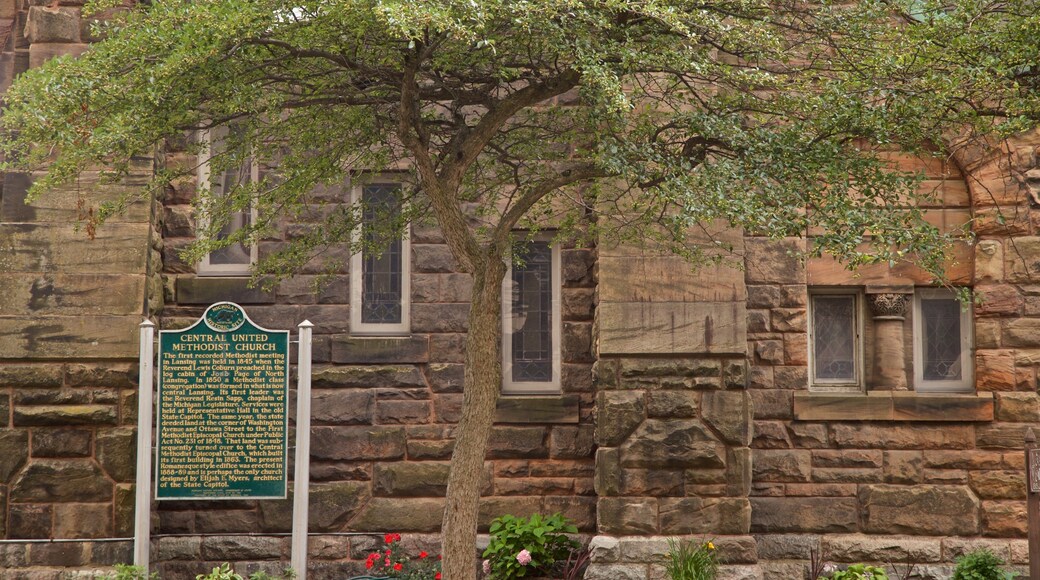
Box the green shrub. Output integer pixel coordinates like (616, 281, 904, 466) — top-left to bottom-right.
(821, 564, 889, 580)
(953, 549, 1018, 580)
(95, 563, 159, 580)
(481, 512, 579, 578)
(665, 538, 719, 580)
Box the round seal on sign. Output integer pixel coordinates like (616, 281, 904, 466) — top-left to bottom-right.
(204, 302, 245, 333)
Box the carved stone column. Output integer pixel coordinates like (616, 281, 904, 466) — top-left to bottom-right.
(866, 290, 912, 391)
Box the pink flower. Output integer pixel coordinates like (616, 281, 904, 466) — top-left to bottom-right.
(482, 559, 491, 574)
(516, 549, 532, 566)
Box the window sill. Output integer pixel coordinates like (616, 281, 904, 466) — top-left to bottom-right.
(793, 391, 993, 422)
(495, 394, 579, 424)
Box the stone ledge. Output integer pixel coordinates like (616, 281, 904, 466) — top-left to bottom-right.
(495, 395, 579, 424)
(794, 392, 993, 422)
(175, 276, 275, 305)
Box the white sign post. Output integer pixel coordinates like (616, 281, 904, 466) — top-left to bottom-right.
(134, 319, 156, 570)
(291, 320, 314, 579)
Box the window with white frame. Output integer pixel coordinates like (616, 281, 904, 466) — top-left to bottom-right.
(913, 288, 973, 392)
(807, 290, 863, 391)
(196, 125, 258, 276)
(350, 181, 410, 335)
(502, 238, 561, 394)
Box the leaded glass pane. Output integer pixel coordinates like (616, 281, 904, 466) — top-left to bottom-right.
(361, 184, 403, 324)
(812, 295, 856, 381)
(207, 126, 252, 266)
(511, 241, 553, 382)
(921, 297, 962, 380)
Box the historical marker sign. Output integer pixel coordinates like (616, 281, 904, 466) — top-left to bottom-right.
(155, 302, 289, 499)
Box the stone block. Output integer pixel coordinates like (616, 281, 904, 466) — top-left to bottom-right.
(620, 419, 725, 469)
(373, 462, 450, 497)
(583, 563, 647, 580)
(9, 504, 52, 539)
(0, 365, 63, 388)
(351, 498, 445, 532)
(752, 421, 791, 448)
(976, 350, 1016, 391)
(619, 468, 683, 496)
(0, 223, 148, 274)
(882, 451, 923, 485)
(411, 303, 469, 332)
(309, 482, 370, 531)
(562, 287, 595, 320)
(312, 365, 425, 388)
(859, 484, 980, 536)
(753, 533, 819, 560)
(487, 426, 547, 459)
(598, 256, 745, 302)
(0, 430, 29, 482)
(975, 240, 1004, 282)
(753, 450, 811, 482)
(977, 423, 1031, 449)
(659, 497, 751, 534)
(702, 391, 752, 446)
(311, 390, 374, 425)
(746, 238, 805, 283)
(175, 276, 275, 305)
(10, 459, 112, 502)
(25, 6, 79, 43)
(976, 285, 1022, 316)
(310, 427, 405, 461)
(595, 391, 645, 447)
(982, 500, 1027, 537)
(91, 540, 133, 566)
(597, 497, 658, 534)
(377, 400, 432, 424)
(620, 357, 722, 378)
(598, 302, 747, 355)
(96, 427, 136, 482)
(749, 390, 792, 420)
(427, 363, 464, 392)
(0, 273, 145, 317)
(411, 244, 458, 273)
(924, 450, 1005, 470)
(27, 543, 88, 567)
(788, 423, 830, 448)
(201, 536, 286, 561)
(750, 497, 858, 533)
(969, 470, 1025, 500)
(66, 363, 137, 388)
(156, 536, 203, 561)
(832, 423, 973, 449)
(821, 535, 942, 564)
(996, 392, 1040, 421)
(550, 425, 595, 459)
(330, 335, 429, 364)
(1004, 319, 1040, 347)
(595, 448, 620, 496)
(646, 391, 698, 418)
(52, 503, 111, 538)
(812, 450, 883, 468)
(563, 321, 594, 363)
(588, 535, 620, 563)
(114, 483, 134, 536)
(0, 316, 140, 360)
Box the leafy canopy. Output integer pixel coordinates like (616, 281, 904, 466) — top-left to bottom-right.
(3, 0, 1039, 276)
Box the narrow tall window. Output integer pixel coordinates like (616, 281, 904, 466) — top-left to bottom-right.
(913, 288, 973, 392)
(350, 181, 410, 335)
(808, 291, 862, 390)
(197, 126, 257, 276)
(502, 238, 561, 393)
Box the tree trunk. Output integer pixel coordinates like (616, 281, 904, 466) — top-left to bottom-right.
(441, 256, 507, 580)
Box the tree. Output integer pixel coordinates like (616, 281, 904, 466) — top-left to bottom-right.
(2, 1, 1037, 578)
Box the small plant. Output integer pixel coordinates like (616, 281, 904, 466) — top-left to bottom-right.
(197, 563, 243, 580)
(953, 548, 1018, 580)
(481, 513, 579, 578)
(821, 564, 889, 580)
(665, 538, 719, 580)
(363, 533, 442, 579)
(96, 564, 159, 580)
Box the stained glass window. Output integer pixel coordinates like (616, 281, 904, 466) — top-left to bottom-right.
(510, 241, 553, 383)
(361, 184, 403, 324)
(198, 125, 255, 275)
(811, 294, 858, 384)
(914, 289, 972, 391)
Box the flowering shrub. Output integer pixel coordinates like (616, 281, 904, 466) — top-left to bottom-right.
(481, 513, 579, 578)
(665, 538, 718, 580)
(363, 533, 442, 580)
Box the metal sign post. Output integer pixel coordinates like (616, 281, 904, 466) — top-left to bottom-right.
(291, 320, 314, 580)
(1027, 428, 1040, 580)
(134, 320, 156, 570)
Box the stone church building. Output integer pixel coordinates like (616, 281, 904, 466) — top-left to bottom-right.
(1, 3, 1039, 579)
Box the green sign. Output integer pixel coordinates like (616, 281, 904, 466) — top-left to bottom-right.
(155, 302, 289, 500)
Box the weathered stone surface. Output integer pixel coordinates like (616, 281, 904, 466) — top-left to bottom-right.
(330, 335, 429, 364)
(752, 421, 791, 449)
(618, 468, 683, 496)
(620, 357, 721, 378)
(0, 430, 29, 482)
(12, 404, 117, 426)
(588, 535, 620, 563)
(65, 363, 137, 388)
(373, 462, 450, 497)
(702, 391, 752, 445)
(52, 503, 111, 538)
(977, 423, 1031, 449)
(646, 391, 698, 418)
(598, 302, 747, 355)
(25, 6, 79, 43)
(175, 276, 275, 305)
(753, 450, 811, 482)
(407, 438, 455, 460)
(620, 419, 725, 469)
(550, 425, 595, 459)
(996, 392, 1040, 421)
(10, 459, 112, 502)
(309, 482, 370, 531)
(970, 470, 1025, 500)
(96, 427, 136, 482)
(595, 448, 620, 496)
(750, 390, 792, 420)
(311, 365, 425, 388)
(976, 285, 1022, 316)
(376, 400, 431, 425)
(114, 483, 135, 536)
(788, 423, 830, 448)
(310, 390, 374, 425)
(26, 542, 88, 567)
(597, 497, 658, 534)
(350, 498, 444, 532)
(976, 350, 1016, 391)
(310, 427, 405, 461)
(982, 500, 1028, 537)
(487, 426, 548, 459)
(860, 484, 980, 536)
(659, 497, 751, 534)
(812, 450, 883, 468)
(596, 391, 645, 447)
(1004, 319, 1040, 347)
(201, 536, 286, 561)
(746, 238, 806, 283)
(583, 564, 647, 580)
(9, 504, 52, 539)
(411, 303, 469, 332)
(750, 497, 858, 533)
(31, 429, 91, 457)
(883, 451, 923, 485)
(832, 424, 973, 449)
(976, 240, 1004, 282)
(754, 533, 819, 560)
(822, 535, 942, 564)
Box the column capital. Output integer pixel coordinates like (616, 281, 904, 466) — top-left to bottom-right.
(867, 292, 911, 321)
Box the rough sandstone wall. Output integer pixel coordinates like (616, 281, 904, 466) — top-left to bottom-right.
(155, 134, 598, 568)
(0, 1, 160, 576)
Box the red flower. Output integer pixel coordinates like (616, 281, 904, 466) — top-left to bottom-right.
(386, 549, 393, 556)
(435, 574, 442, 579)
(437, 554, 443, 560)
(365, 560, 374, 570)
(419, 551, 429, 559)
(394, 563, 403, 571)
(385, 533, 400, 544)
